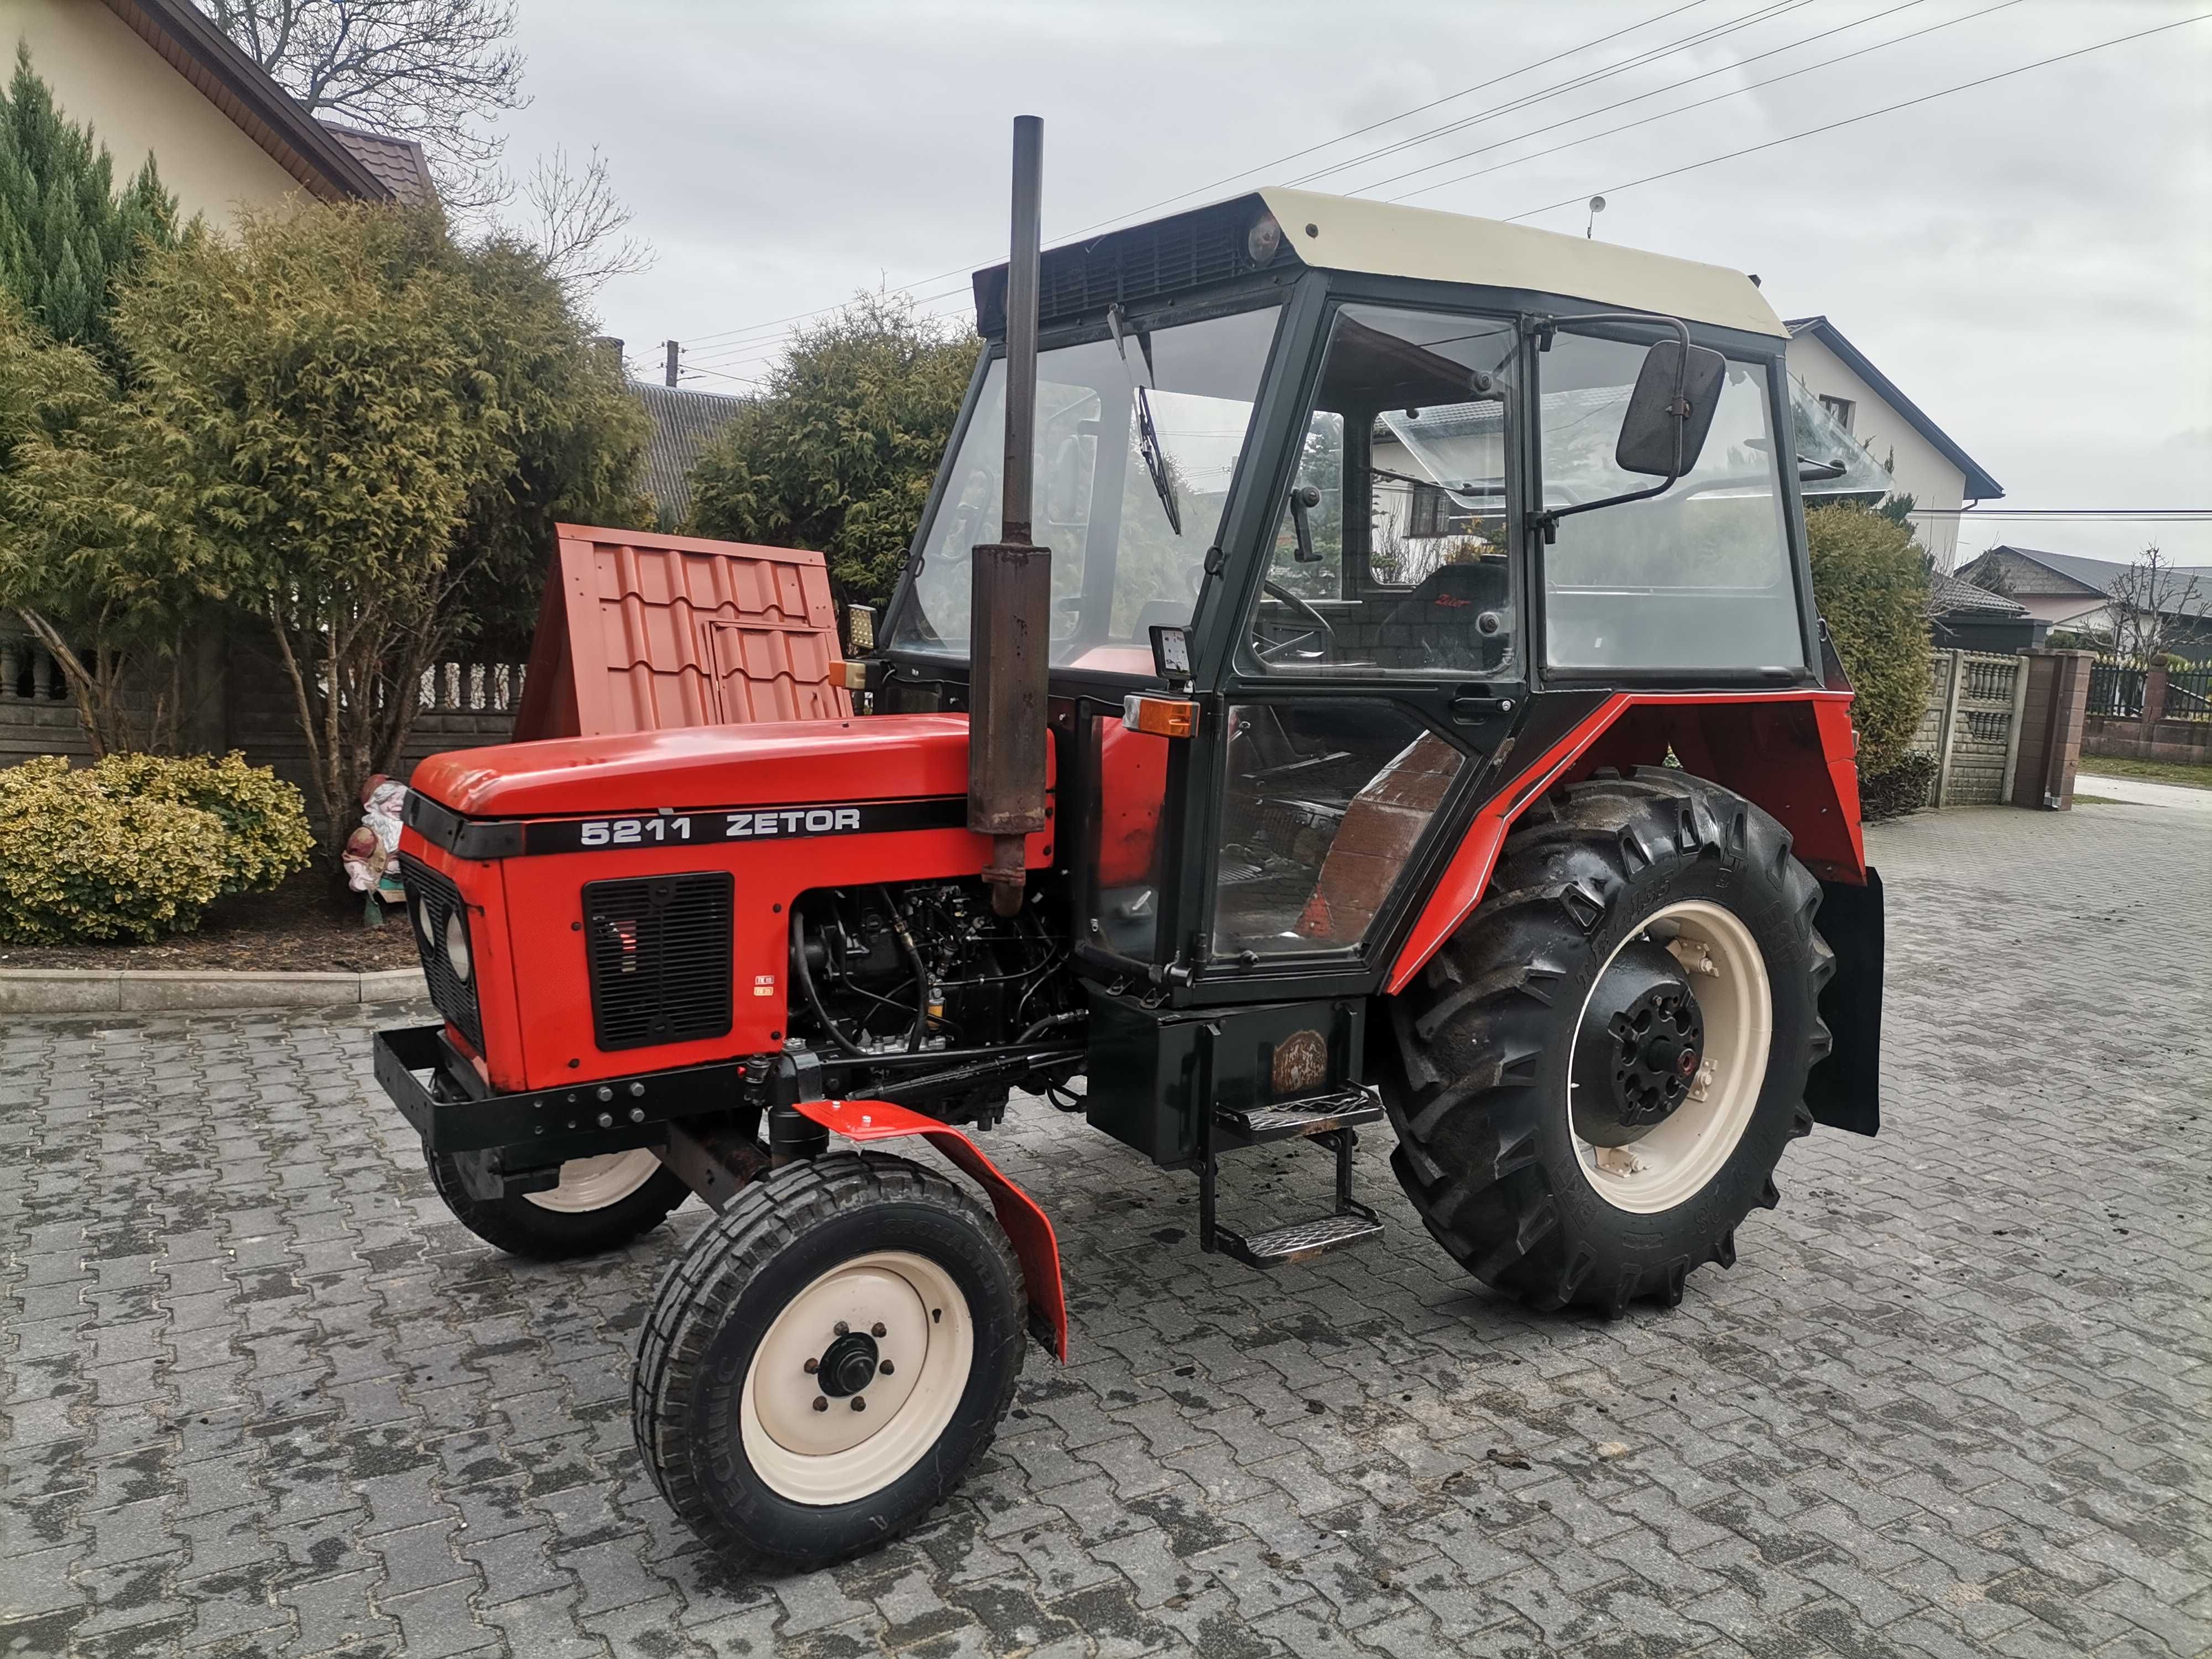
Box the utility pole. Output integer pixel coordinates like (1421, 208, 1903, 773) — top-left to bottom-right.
(664, 340, 679, 387)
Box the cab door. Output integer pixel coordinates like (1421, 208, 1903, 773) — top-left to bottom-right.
(1186, 300, 1532, 996)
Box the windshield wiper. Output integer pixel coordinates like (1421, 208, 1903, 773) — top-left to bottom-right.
(1109, 304, 1182, 536)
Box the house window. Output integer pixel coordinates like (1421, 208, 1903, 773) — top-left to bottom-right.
(1818, 394, 1855, 434)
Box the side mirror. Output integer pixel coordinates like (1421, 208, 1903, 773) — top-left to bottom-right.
(1615, 339, 1726, 478)
(1288, 484, 1322, 561)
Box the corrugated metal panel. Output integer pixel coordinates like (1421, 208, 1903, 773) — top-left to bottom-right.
(512, 525, 851, 742)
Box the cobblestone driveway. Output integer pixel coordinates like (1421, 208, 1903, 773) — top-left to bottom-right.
(4, 802, 2208, 1659)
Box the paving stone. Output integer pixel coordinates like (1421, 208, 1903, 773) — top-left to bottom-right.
(1, 805, 2204, 1658)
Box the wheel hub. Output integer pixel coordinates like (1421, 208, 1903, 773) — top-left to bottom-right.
(816, 1329, 883, 1398)
(1571, 940, 1704, 1147)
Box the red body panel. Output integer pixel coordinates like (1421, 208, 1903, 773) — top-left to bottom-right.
(792, 1099, 1068, 1362)
(1386, 690, 1864, 995)
(400, 716, 1052, 1094)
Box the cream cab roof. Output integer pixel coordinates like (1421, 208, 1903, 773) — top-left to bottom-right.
(1255, 187, 1788, 340)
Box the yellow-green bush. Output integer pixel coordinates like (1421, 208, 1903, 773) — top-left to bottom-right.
(0, 757, 225, 941)
(0, 752, 311, 941)
(88, 751, 313, 894)
(1806, 503, 1932, 780)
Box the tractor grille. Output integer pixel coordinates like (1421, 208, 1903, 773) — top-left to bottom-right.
(975, 196, 1291, 333)
(397, 854, 483, 1051)
(583, 873, 734, 1051)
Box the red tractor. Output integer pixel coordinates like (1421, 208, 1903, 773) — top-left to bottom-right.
(378, 124, 1882, 1572)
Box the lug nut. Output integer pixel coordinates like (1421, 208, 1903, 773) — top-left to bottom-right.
(834, 1322, 849, 1337)
(804, 1358, 819, 1375)
(870, 1322, 886, 1338)
(879, 1360, 894, 1376)
(851, 1397, 866, 1412)
(811, 1397, 827, 1412)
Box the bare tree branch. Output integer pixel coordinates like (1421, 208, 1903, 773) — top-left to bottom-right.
(2104, 546, 2208, 666)
(195, 0, 529, 214)
(519, 144, 654, 299)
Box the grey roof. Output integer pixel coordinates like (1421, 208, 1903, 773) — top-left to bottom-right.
(1931, 571, 2027, 617)
(1965, 547, 2212, 616)
(1785, 316, 2003, 502)
(633, 381, 746, 523)
(319, 122, 436, 206)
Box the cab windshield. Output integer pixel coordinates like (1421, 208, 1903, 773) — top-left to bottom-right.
(890, 304, 1281, 673)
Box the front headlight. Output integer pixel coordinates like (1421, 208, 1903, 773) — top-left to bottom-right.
(444, 910, 472, 982)
(414, 899, 436, 952)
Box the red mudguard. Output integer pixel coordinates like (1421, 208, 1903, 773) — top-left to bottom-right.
(790, 1099, 1069, 1362)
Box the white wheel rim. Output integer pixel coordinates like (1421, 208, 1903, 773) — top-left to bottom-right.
(1568, 899, 1773, 1214)
(523, 1149, 661, 1213)
(740, 1250, 974, 1506)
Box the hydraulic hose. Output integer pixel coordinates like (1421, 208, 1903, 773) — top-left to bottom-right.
(875, 886, 930, 1052)
(790, 910, 868, 1058)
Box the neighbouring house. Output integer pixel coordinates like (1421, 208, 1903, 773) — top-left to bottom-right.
(1954, 546, 2212, 657)
(632, 377, 745, 529)
(1929, 571, 2039, 654)
(7, 0, 433, 222)
(1785, 316, 2003, 573)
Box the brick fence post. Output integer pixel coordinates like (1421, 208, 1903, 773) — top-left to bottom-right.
(2140, 666, 2168, 737)
(2012, 649, 2096, 810)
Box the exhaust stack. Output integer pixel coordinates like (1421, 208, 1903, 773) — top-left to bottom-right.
(968, 115, 1048, 917)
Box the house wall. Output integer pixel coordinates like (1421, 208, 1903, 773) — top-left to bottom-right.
(1786, 333, 1970, 572)
(7, 0, 304, 224)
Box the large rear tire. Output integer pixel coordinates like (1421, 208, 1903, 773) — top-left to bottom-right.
(1378, 768, 1833, 1314)
(426, 1147, 688, 1260)
(633, 1152, 1025, 1572)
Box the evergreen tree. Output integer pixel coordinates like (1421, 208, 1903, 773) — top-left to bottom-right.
(0, 45, 180, 358)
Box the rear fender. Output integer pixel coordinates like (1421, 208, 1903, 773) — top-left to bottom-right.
(790, 1099, 1068, 1361)
(1387, 690, 1865, 995)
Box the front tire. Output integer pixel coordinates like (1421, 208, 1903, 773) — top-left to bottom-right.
(1379, 768, 1832, 1315)
(426, 1147, 688, 1260)
(633, 1153, 1025, 1572)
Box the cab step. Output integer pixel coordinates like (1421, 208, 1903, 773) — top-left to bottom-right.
(1214, 1085, 1383, 1146)
(1211, 1205, 1383, 1268)
(1198, 1094, 1384, 1269)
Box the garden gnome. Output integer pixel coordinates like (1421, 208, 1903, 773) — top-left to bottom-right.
(344, 774, 410, 924)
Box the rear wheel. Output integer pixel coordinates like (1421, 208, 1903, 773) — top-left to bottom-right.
(633, 1152, 1025, 1571)
(1378, 768, 1832, 1314)
(427, 1147, 689, 1260)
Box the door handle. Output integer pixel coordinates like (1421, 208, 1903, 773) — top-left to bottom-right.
(1450, 695, 1517, 721)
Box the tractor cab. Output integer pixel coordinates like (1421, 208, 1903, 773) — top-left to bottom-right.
(873, 189, 1827, 1016)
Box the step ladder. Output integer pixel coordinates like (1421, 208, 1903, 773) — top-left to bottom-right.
(1198, 1085, 1385, 1267)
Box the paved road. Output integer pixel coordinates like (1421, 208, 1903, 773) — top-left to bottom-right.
(2072, 770, 2212, 815)
(4, 803, 2208, 1659)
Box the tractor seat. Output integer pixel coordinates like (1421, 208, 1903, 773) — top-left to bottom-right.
(1374, 560, 1511, 674)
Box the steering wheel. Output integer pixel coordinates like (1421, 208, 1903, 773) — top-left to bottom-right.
(1254, 581, 1336, 662)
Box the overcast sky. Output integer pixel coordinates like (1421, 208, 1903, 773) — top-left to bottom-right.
(496, 0, 2210, 568)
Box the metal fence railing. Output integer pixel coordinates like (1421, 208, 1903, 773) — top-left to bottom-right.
(2166, 667, 2212, 723)
(2086, 661, 2144, 718)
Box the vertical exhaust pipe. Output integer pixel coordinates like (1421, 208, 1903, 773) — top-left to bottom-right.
(969, 115, 1048, 917)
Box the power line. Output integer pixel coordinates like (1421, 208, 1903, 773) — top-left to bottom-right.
(1381, 0, 2026, 205)
(1360, 0, 1973, 201)
(1500, 11, 2212, 225)
(1286, 0, 1818, 190)
(1922, 509, 2212, 519)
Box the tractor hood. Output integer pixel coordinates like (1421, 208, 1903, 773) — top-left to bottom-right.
(408, 714, 1025, 822)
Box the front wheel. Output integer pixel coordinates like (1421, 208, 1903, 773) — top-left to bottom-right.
(1379, 768, 1833, 1315)
(426, 1147, 688, 1260)
(633, 1153, 1025, 1571)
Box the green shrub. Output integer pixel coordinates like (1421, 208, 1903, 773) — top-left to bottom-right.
(1859, 751, 1936, 823)
(0, 756, 224, 941)
(87, 751, 312, 894)
(1806, 503, 1932, 779)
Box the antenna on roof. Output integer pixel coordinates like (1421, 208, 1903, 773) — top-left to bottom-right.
(1585, 195, 1606, 240)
